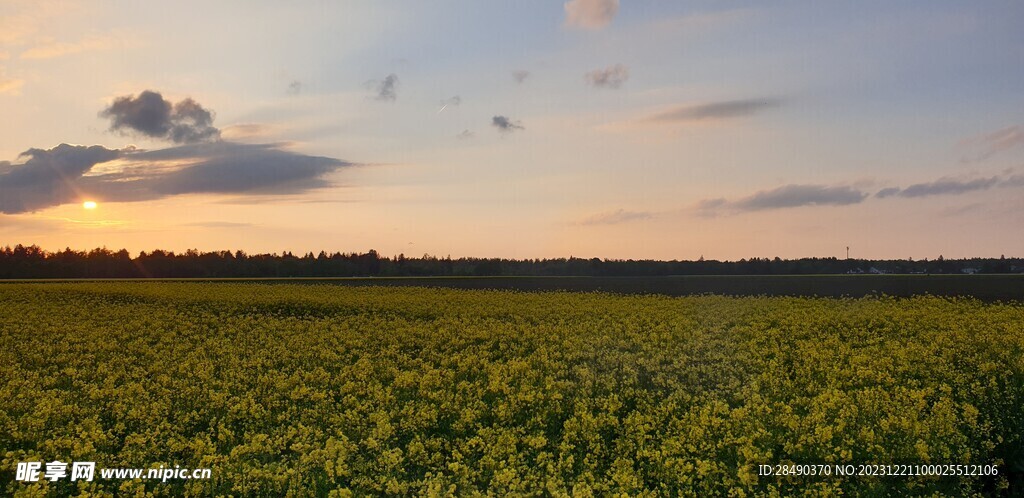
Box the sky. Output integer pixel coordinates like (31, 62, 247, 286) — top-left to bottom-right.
(1, 0, 1023, 260)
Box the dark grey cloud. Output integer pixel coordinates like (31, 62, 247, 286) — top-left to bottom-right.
(579, 208, 652, 225)
(646, 98, 781, 122)
(697, 184, 867, 216)
(735, 184, 866, 210)
(895, 176, 999, 198)
(0, 142, 351, 214)
(137, 142, 347, 195)
(0, 144, 122, 214)
(877, 171, 1024, 199)
(585, 64, 629, 89)
(492, 115, 524, 133)
(101, 90, 220, 144)
(287, 80, 302, 95)
(374, 74, 399, 101)
(1, 90, 354, 214)
(512, 70, 530, 84)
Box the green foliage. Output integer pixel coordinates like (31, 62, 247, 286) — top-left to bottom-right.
(1, 283, 1022, 496)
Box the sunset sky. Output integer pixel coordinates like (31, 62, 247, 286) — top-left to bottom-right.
(1, 0, 1022, 260)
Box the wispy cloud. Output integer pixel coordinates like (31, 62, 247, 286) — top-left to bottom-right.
(1002, 174, 1024, 187)
(874, 187, 901, 199)
(182, 221, 253, 228)
(512, 70, 531, 84)
(437, 95, 461, 113)
(899, 176, 1000, 197)
(959, 125, 1024, 162)
(648, 9, 758, 35)
(592, 170, 1024, 223)
(0, 68, 24, 95)
(221, 123, 274, 141)
(578, 208, 653, 225)
(585, 64, 629, 89)
(938, 202, 985, 217)
(877, 176, 1000, 198)
(564, 0, 619, 30)
(20, 33, 124, 60)
(286, 80, 302, 96)
(645, 98, 781, 123)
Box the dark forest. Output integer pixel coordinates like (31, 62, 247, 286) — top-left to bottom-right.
(1, 244, 1020, 278)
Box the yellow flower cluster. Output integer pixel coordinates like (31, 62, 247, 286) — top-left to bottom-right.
(1, 283, 1021, 496)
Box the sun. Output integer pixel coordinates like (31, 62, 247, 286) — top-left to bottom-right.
(83, 201, 98, 210)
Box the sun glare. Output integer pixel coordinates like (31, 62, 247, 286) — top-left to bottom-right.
(83, 201, 98, 210)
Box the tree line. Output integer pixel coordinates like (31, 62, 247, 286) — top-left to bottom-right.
(0, 244, 1020, 279)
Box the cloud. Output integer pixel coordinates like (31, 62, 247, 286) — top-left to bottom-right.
(959, 125, 1024, 162)
(221, 123, 273, 141)
(735, 184, 866, 210)
(0, 69, 24, 95)
(0, 213, 63, 230)
(694, 198, 727, 218)
(130, 142, 347, 195)
(182, 221, 253, 228)
(697, 184, 868, 216)
(874, 186, 901, 198)
(578, 208, 653, 225)
(1002, 174, 1024, 187)
(512, 70, 531, 84)
(938, 202, 985, 217)
(20, 33, 122, 59)
(456, 129, 475, 139)
(373, 74, 399, 101)
(287, 80, 302, 95)
(0, 141, 352, 214)
(649, 9, 758, 35)
(564, 0, 619, 30)
(645, 98, 781, 122)
(0, 144, 123, 214)
(101, 90, 220, 144)
(492, 115, 524, 133)
(882, 176, 1000, 198)
(680, 171, 1024, 220)
(585, 64, 629, 89)
(438, 95, 461, 113)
